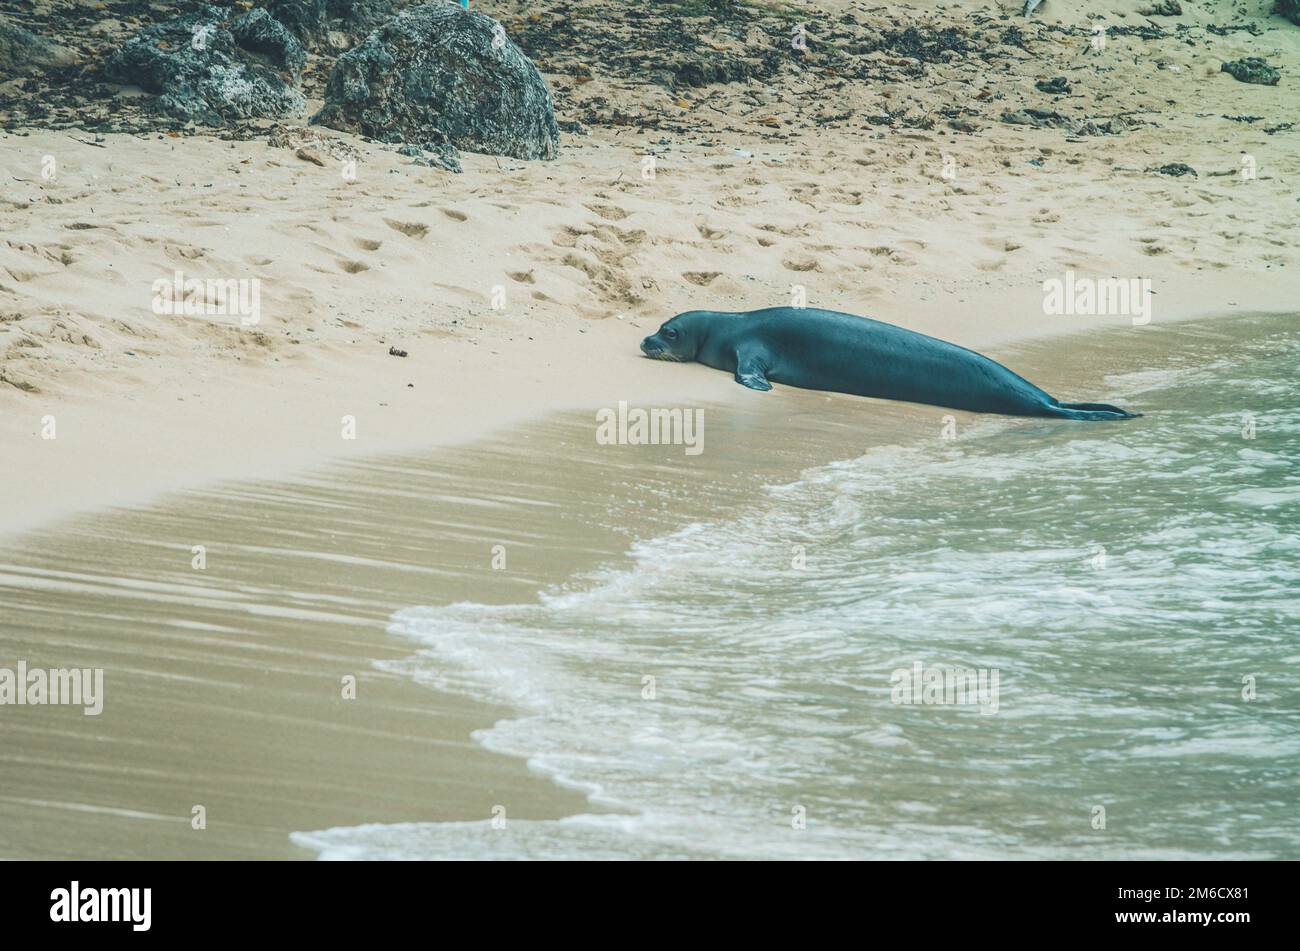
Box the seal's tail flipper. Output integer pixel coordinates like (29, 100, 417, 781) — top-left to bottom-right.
(1047, 401, 1141, 421)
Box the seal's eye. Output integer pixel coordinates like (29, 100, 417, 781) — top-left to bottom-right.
(663, 327, 678, 341)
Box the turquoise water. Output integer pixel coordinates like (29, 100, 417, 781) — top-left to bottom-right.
(295, 317, 1299, 859)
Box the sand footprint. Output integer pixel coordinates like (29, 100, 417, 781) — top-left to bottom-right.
(550, 225, 592, 248)
(163, 244, 206, 262)
(441, 209, 468, 222)
(353, 237, 383, 251)
(584, 202, 629, 221)
(383, 219, 428, 238)
(973, 237, 1022, 253)
(759, 223, 809, 237)
(3, 266, 49, 282)
(782, 258, 821, 272)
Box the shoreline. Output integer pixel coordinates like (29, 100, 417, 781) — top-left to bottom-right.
(5, 284, 1292, 543)
(4, 309, 1292, 859)
(288, 309, 1294, 861)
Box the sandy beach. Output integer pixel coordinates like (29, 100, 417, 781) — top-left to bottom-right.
(3, 0, 1298, 536)
(3, 312, 1295, 858)
(2, 0, 1298, 861)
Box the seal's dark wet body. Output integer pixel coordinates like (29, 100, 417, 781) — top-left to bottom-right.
(640, 307, 1138, 421)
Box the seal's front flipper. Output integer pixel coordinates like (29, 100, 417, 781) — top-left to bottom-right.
(734, 352, 772, 391)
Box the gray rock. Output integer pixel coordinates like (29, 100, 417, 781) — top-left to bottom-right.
(0, 17, 76, 76)
(104, 6, 306, 125)
(262, 1, 403, 48)
(312, 4, 558, 161)
(1035, 77, 1070, 95)
(1221, 57, 1281, 86)
(396, 140, 461, 173)
(264, 0, 330, 46)
(671, 53, 754, 88)
(1276, 1, 1300, 27)
(1001, 107, 1132, 137)
(232, 8, 307, 79)
(415, 142, 463, 174)
(1147, 163, 1197, 177)
(1001, 108, 1071, 129)
(327, 0, 408, 38)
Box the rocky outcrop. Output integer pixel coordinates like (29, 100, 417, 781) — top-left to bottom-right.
(232, 7, 307, 78)
(312, 4, 559, 160)
(104, 6, 306, 125)
(327, 0, 409, 40)
(259, 0, 415, 50)
(1277, 1, 1300, 27)
(264, 0, 330, 46)
(0, 17, 76, 76)
(263, 0, 404, 48)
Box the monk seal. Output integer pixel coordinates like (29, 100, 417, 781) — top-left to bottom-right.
(640, 307, 1139, 420)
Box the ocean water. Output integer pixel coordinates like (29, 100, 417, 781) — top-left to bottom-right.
(294, 318, 1299, 860)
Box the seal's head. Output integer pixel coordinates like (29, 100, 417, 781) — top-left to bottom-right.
(640, 311, 710, 362)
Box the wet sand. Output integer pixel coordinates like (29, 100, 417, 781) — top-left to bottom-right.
(1, 313, 1281, 859)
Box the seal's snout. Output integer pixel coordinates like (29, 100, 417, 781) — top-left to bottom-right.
(640, 335, 663, 358)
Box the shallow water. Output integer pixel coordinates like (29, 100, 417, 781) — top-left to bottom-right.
(292, 313, 1300, 860)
